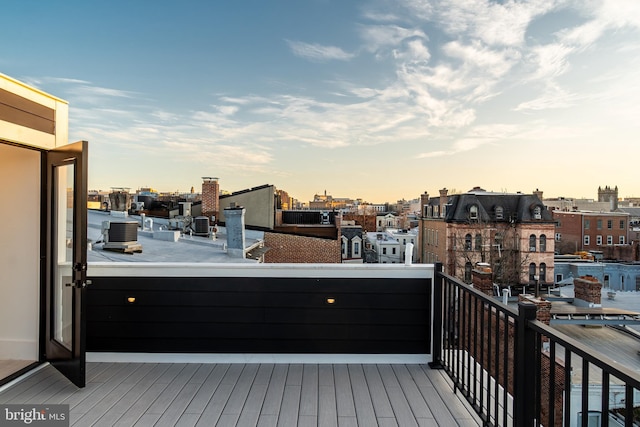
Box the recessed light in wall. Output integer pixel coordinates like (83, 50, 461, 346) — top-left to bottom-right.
(326, 298, 336, 304)
(127, 297, 136, 303)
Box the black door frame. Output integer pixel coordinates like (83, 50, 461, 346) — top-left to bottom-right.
(41, 140, 88, 388)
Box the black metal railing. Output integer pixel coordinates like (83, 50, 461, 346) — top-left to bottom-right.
(431, 265, 640, 427)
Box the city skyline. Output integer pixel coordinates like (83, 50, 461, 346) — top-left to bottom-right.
(2, 0, 639, 203)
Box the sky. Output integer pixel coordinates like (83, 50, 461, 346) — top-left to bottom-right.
(1, 0, 639, 204)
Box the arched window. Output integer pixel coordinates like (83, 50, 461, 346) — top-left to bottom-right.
(465, 234, 472, 251)
(529, 263, 537, 282)
(539, 234, 547, 252)
(465, 262, 472, 283)
(475, 233, 482, 251)
(495, 206, 504, 220)
(494, 232, 503, 251)
(539, 263, 547, 283)
(529, 234, 537, 252)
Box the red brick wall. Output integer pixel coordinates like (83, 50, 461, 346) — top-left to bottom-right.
(264, 232, 341, 263)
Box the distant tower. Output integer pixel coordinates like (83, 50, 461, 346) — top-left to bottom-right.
(202, 177, 220, 221)
(598, 185, 618, 211)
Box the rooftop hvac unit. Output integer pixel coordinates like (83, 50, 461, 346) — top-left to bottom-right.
(102, 221, 143, 253)
(193, 216, 210, 236)
(108, 222, 138, 242)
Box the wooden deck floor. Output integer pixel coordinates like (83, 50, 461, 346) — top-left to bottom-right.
(0, 362, 481, 427)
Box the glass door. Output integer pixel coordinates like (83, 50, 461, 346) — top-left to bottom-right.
(44, 140, 88, 387)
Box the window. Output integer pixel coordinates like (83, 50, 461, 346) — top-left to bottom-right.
(555, 233, 561, 241)
(540, 234, 547, 252)
(539, 263, 546, 283)
(469, 205, 478, 220)
(584, 235, 590, 246)
(529, 263, 537, 282)
(620, 220, 625, 229)
(532, 206, 542, 219)
(620, 236, 625, 244)
(495, 233, 503, 250)
(495, 206, 504, 220)
(597, 219, 602, 229)
(464, 262, 472, 283)
(383, 247, 387, 255)
(607, 235, 613, 245)
(529, 234, 537, 252)
(341, 237, 347, 257)
(392, 247, 396, 255)
(465, 234, 472, 251)
(584, 219, 590, 229)
(475, 233, 482, 251)
(596, 235, 602, 245)
(607, 219, 613, 229)
(604, 275, 610, 286)
(352, 237, 362, 258)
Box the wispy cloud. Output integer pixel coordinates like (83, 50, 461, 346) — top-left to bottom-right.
(44, 0, 640, 192)
(417, 124, 518, 158)
(286, 40, 354, 61)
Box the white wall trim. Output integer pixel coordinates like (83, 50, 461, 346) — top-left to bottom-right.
(87, 352, 431, 365)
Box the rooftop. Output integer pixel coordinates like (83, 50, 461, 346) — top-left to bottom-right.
(87, 210, 264, 263)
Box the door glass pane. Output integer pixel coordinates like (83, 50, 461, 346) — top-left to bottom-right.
(54, 164, 74, 350)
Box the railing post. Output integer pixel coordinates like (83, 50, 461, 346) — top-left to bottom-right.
(429, 262, 444, 369)
(515, 301, 538, 426)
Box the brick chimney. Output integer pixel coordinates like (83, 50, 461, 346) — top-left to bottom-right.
(202, 177, 219, 221)
(420, 191, 430, 217)
(471, 265, 493, 296)
(518, 295, 552, 325)
(439, 188, 448, 218)
(533, 188, 544, 201)
(573, 276, 602, 307)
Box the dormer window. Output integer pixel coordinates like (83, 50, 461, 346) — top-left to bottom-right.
(469, 205, 478, 220)
(532, 205, 542, 220)
(495, 206, 504, 220)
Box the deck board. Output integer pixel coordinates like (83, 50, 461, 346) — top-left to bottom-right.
(0, 362, 482, 427)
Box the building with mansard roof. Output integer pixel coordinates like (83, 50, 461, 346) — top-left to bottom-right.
(419, 187, 556, 288)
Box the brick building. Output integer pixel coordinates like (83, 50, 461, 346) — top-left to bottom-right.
(419, 188, 556, 287)
(552, 210, 631, 258)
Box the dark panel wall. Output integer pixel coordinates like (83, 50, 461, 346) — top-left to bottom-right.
(86, 276, 431, 354)
(0, 88, 55, 134)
